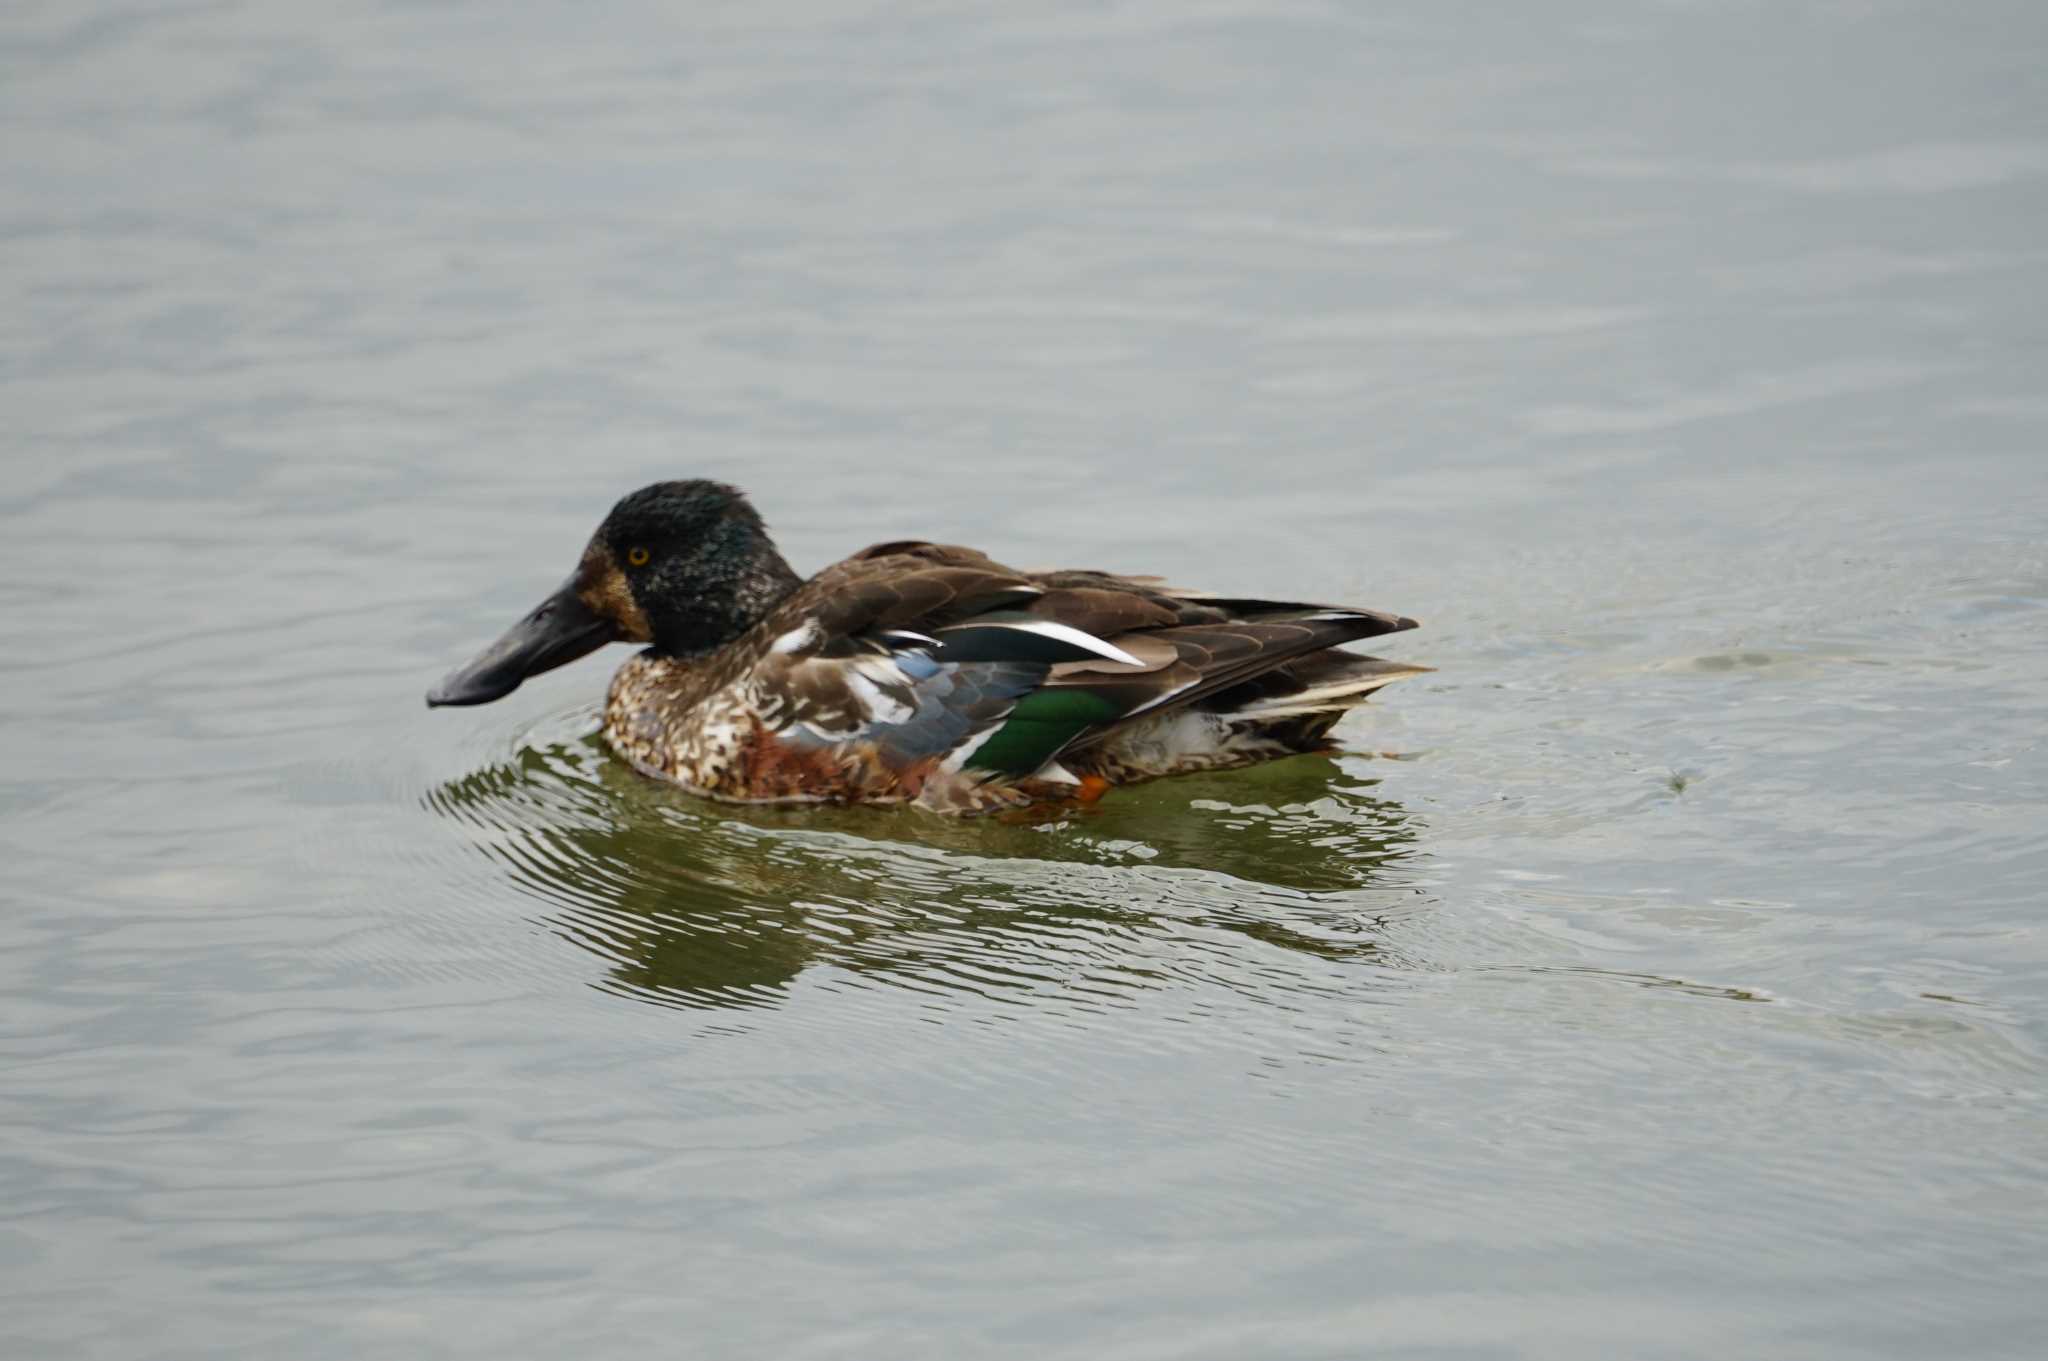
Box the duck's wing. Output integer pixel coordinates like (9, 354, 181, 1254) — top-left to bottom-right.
(732, 545, 1178, 773)
(961, 602, 1418, 776)
(934, 564, 1418, 775)
(737, 545, 1419, 780)
(733, 545, 1089, 772)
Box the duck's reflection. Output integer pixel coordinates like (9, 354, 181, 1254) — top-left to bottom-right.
(426, 731, 1424, 1011)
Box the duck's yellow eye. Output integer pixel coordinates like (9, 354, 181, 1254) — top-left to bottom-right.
(626, 546, 650, 567)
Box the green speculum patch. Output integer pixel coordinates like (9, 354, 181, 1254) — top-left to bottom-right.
(964, 688, 1127, 774)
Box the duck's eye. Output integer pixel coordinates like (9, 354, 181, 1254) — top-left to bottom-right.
(626, 546, 650, 567)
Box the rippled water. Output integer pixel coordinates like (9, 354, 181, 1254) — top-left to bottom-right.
(4, 2, 2047, 1357)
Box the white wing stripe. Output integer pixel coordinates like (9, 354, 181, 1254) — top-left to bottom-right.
(769, 620, 824, 654)
(1123, 676, 1202, 717)
(938, 725, 1000, 775)
(970, 619, 1146, 668)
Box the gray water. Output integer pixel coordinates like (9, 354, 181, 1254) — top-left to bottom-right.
(4, 2, 2046, 1357)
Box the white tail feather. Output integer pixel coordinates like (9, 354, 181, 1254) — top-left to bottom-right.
(1226, 665, 1432, 719)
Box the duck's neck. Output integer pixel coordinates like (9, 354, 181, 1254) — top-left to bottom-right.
(728, 544, 805, 637)
(649, 534, 804, 659)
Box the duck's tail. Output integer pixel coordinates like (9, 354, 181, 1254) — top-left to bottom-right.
(1210, 650, 1433, 750)
(1078, 649, 1430, 780)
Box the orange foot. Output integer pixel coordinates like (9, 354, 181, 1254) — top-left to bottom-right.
(1075, 774, 1113, 805)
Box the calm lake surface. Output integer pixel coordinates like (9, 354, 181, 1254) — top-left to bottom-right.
(4, 2, 2046, 1357)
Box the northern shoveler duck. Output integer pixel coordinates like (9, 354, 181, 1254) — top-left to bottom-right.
(427, 481, 1425, 815)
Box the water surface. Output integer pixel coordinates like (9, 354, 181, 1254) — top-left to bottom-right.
(3, 2, 2046, 1357)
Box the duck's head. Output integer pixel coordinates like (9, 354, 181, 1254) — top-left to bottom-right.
(426, 479, 800, 707)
